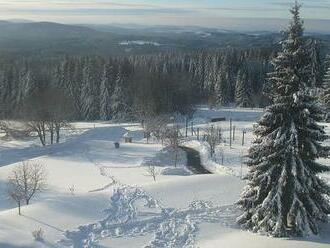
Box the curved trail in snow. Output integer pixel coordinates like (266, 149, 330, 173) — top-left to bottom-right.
(180, 146, 212, 174)
(82, 127, 128, 192)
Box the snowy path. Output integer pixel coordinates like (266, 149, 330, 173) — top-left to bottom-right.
(180, 146, 211, 174)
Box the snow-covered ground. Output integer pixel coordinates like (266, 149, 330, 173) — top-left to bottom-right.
(0, 108, 329, 248)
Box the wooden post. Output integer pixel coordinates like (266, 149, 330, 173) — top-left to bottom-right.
(242, 130, 246, 146)
(185, 117, 188, 137)
(240, 150, 243, 179)
(211, 125, 214, 156)
(229, 119, 232, 148)
(233, 126, 236, 141)
(191, 121, 194, 136)
(241, 158, 243, 179)
(197, 128, 200, 141)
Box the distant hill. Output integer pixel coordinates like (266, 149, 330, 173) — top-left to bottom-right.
(0, 21, 118, 56)
(0, 21, 327, 57)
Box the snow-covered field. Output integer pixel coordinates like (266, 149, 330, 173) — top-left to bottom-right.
(0, 108, 329, 248)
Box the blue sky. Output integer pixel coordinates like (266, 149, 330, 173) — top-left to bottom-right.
(0, 0, 329, 32)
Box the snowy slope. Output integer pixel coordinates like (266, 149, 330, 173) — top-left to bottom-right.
(0, 108, 329, 248)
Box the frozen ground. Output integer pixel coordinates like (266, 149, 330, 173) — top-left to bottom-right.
(0, 108, 329, 248)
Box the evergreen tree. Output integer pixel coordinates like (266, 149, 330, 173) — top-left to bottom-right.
(110, 69, 131, 120)
(235, 69, 253, 107)
(9, 67, 20, 112)
(309, 39, 323, 88)
(100, 64, 113, 120)
(237, 3, 330, 237)
(16, 66, 27, 110)
(72, 59, 84, 119)
(81, 59, 100, 120)
(21, 69, 38, 99)
(215, 67, 230, 106)
(0, 46, 277, 119)
(0, 66, 18, 117)
(223, 51, 238, 102)
(195, 54, 206, 95)
(322, 55, 330, 119)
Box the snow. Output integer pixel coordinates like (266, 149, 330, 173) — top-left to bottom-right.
(194, 31, 212, 38)
(193, 106, 264, 123)
(183, 140, 234, 175)
(0, 108, 329, 248)
(119, 41, 162, 46)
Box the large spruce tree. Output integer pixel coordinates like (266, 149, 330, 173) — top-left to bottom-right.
(235, 69, 253, 107)
(110, 68, 131, 120)
(100, 63, 114, 120)
(81, 59, 100, 120)
(215, 67, 230, 106)
(322, 55, 330, 120)
(237, 2, 330, 237)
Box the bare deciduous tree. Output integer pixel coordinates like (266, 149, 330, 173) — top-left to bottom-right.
(204, 125, 222, 157)
(164, 125, 183, 167)
(7, 161, 47, 215)
(21, 87, 74, 146)
(7, 180, 25, 215)
(47, 88, 74, 144)
(143, 115, 169, 144)
(27, 121, 47, 146)
(145, 164, 159, 182)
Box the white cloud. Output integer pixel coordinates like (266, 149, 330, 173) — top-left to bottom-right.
(0, 0, 329, 32)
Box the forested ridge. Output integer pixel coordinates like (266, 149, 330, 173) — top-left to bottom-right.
(0, 38, 325, 121)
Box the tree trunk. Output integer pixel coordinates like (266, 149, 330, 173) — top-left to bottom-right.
(18, 201, 21, 215)
(174, 147, 178, 167)
(42, 123, 46, 145)
(185, 117, 188, 137)
(50, 124, 54, 145)
(37, 131, 46, 146)
(146, 132, 149, 144)
(56, 126, 60, 143)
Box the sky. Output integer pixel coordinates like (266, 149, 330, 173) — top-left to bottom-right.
(0, 0, 329, 32)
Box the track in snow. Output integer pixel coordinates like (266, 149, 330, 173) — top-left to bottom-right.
(59, 187, 239, 248)
(180, 146, 212, 174)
